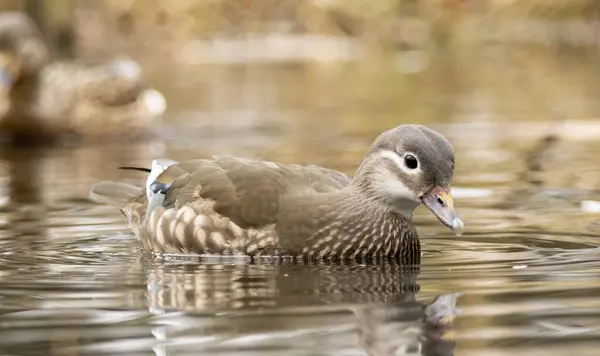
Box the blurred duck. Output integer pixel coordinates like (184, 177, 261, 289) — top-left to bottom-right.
(0, 12, 166, 144)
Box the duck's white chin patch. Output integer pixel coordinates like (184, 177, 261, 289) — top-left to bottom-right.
(381, 179, 418, 201)
(370, 161, 420, 213)
(142, 89, 167, 116)
(380, 179, 420, 214)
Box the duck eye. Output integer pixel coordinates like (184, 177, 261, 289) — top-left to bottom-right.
(404, 154, 418, 169)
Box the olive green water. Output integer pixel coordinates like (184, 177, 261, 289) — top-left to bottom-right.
(1, 44, 600, 355)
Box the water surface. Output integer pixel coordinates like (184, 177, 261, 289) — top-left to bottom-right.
(1, 44, 600, 355)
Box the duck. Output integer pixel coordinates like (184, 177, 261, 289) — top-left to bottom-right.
(0, 12, 166, 144)
(90, 124, 464, 263)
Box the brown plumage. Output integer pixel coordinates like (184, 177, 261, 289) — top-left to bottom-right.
(0, 12, 166, 143)
(91, 125, 463, 263)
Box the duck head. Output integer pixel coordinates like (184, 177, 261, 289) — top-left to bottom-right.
(0, 12, 49, 93)
(355, 124, 464, 236)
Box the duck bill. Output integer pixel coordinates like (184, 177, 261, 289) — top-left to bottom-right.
(421, 186, 464, 236)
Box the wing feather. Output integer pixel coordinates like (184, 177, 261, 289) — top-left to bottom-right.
(151, 156, 351, 229)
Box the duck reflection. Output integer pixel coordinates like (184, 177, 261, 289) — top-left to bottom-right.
(0, 146, 47, 243)
(144, 260, 460, 356)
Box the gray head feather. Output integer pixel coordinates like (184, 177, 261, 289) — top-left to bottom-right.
(354, 124, 456, 207)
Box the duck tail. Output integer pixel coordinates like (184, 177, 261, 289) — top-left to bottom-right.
(90, 159, 178, 208)
(90, 181, 143, 208)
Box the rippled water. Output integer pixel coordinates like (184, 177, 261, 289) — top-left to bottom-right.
(2, 45, 600, 355)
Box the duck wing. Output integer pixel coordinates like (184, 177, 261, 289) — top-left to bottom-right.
(92, 156, 352, 255)
(156, 156, 351, 229)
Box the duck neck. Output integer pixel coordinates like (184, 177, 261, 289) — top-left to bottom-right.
(349, 171, 421, 218)
(299, 182, 420, 261)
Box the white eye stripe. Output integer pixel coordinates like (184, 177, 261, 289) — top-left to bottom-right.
(378, 150, 422, 175)
(378, 150, 404, 169)
(372, 150, 421, 208)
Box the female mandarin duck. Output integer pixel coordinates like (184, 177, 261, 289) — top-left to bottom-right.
(91, 125, 464, 263)
(0, 12, 166, 143)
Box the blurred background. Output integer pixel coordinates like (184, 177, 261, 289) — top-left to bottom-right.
(8, 0, 600, 130)
(1, 0, 599, 198)
(1, 1, 600, 356)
